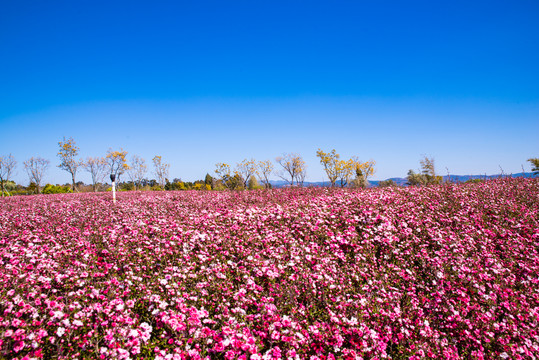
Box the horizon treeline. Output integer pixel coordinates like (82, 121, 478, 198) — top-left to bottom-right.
(0, 137, 538, 196)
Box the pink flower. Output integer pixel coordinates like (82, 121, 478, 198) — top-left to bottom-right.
(13, 340, 25, 352)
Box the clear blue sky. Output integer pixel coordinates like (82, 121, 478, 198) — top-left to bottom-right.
(1, 0, 538, 185)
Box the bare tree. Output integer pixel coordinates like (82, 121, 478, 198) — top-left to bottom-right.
(24, 157, 50, 194)
(257, 160, 274, 189)
(297, 163, 307, 186)
(275, 153, 306, 186)
(236, 158, 257, 188)
(127, 155, 147, 190)
(0, 154, 17, 197)
(57, 137, 83, 192)
(153, 155, 170, 188)
(84, 157, 107, 192)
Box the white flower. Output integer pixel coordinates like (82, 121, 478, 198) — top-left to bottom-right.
(56, 327, 65, 337)
(52, 310, 64, 320)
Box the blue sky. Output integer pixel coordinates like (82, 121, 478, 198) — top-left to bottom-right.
(1, 0, 538, 185)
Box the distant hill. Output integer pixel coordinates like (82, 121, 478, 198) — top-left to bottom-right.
(269, 173, 536, 188)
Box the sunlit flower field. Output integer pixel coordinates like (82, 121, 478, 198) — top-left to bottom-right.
(1, 178, 538, 359)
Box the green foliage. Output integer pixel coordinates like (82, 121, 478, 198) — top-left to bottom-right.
(213, 183, 227, 191)
(378, 179, 397, 187)
(407, 156, 443, 186)
(528, 158, 539, 176)
(163, 179, 210, 191)
(248, 176, 262, 190)
(227, 174, 244, 190)
(26, 182, 38, 194)
(1, 180, 17, 191)
(465, 178, 486, 184)
(165, 180, 186, 191)
(119, 182, 135, 191)
(42, 184, 73, 194)
(407, 169, 426, 186)
(215, 163, 243, 190)
(204, 173, 213, 189)
(0, 180, 14, 196)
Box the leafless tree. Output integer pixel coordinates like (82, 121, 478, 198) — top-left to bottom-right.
(275, 153, 306, 186)
(0, 154, 17, 197)
(127, 155, 147, 190)
(84, 157, 107, 192)
(24, 157, 50, 194)
(296, 163, 307, 186)
(153, 156, 170, 188)
(236, 158, 257, 188)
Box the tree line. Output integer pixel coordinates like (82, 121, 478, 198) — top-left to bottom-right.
(0, 138, 173, 196)
(0, 137, 538, 196)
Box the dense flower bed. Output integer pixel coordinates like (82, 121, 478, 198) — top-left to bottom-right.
(1, 178, 538, 359)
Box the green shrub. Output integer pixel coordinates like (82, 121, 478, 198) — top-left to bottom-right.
(42, 184, 73, 194)
(378, 179, 397, 187)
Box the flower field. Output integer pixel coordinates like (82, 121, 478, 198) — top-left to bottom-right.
(1, 178, 538, 360)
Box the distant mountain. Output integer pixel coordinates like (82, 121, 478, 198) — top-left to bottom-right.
(443, 172, 535, 182)
(268, 173, 536, 188)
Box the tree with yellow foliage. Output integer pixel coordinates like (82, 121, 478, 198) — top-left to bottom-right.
(316, 149, 340, 187)
(215, 162, 242, 190)
(106, 149, 129, 183)
(351, 158, 376, 188)
(215, 162, 231, 181)
(57, 137, 83, 192)
(256, 160, 274, 189)
(336, 159, 355, 187)
(334, 156, 376, 188)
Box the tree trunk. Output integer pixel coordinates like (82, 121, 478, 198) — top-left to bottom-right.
(72, 174, 76, 192)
